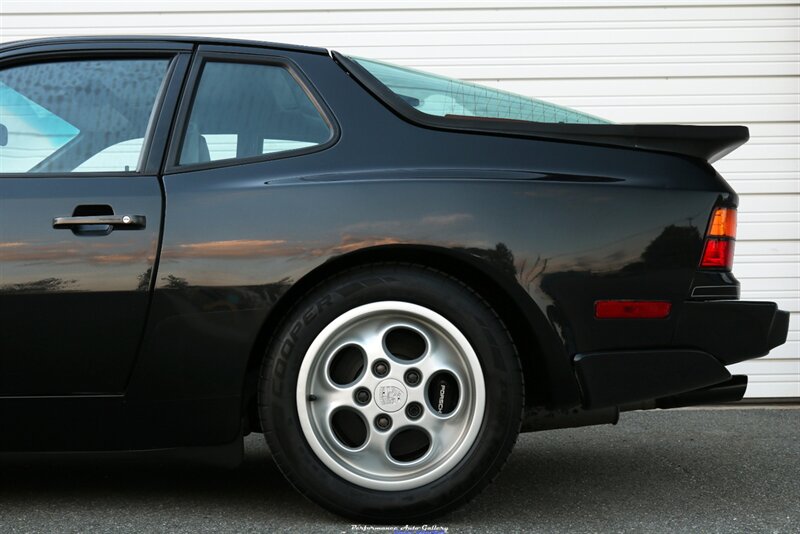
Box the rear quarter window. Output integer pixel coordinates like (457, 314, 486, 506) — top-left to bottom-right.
(177, 60, 334, 167)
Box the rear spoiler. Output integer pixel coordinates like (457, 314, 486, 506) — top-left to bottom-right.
(333, 51, 749, 163)
(457, 123, 750, 164)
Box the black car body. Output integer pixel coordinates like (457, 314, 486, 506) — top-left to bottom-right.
(0, 36, 789, 521)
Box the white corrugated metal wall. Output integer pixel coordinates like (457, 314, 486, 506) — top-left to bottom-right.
(1, 1, 798, 397)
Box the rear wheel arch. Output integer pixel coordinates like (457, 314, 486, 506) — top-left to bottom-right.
(242, 244, 580, 431)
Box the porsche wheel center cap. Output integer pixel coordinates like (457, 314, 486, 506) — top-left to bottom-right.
(374, 378, 407, 413)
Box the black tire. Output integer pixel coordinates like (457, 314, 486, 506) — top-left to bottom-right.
(259, 264, 523, 522)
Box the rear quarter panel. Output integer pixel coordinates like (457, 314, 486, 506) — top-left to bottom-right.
(126, 50, 733, 446)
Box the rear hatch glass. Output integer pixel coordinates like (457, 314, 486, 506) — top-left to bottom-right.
(350, 56, 609, 125)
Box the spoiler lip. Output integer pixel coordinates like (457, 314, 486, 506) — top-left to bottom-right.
(425, 120, 749, 164)
(518, 123, 750, 164)
(333, 51, 749, 163)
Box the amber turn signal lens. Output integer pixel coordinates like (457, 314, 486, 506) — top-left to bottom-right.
(708, 207, 737, 238)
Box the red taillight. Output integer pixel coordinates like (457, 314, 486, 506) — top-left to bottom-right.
(701, 207, 737, 270)
(595, 300, 672, 319)
(701, 238, 735, 268)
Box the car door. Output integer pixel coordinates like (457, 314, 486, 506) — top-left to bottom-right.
(114, 45, 338, 439)
(0, 43, 190, 395)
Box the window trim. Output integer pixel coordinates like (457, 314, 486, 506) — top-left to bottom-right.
(0, 48, 187, 178)
(164, 49, 340, 174)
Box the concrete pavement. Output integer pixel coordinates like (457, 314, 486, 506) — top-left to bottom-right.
(0, 408, 797, 533)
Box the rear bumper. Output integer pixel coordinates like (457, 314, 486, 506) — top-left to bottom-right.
(574, 300, 789, 409)
(674, 300, 789, 365)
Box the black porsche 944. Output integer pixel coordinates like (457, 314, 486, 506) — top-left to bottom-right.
(0, 37, 789, 521)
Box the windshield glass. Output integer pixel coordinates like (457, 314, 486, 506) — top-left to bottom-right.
(351, 57, 609, 125)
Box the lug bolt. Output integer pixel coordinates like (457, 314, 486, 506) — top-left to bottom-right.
(375, 414, 392, 431)
(373, 360, 390, 377)
(406, 402, 423, 420)
(404, 369, 421, 386)
(355, 388, 371, 405)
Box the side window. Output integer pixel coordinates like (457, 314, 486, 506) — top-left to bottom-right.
(0, 58, 169, 174)
(73, 138, 144, 172)
(178, 60, 332, 166)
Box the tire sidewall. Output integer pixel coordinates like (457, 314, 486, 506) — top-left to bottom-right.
(261, 265, 522, 521)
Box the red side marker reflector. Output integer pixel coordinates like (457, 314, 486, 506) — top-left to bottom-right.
(595, 300, 672, 319)
(701, 238, 735, 269)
